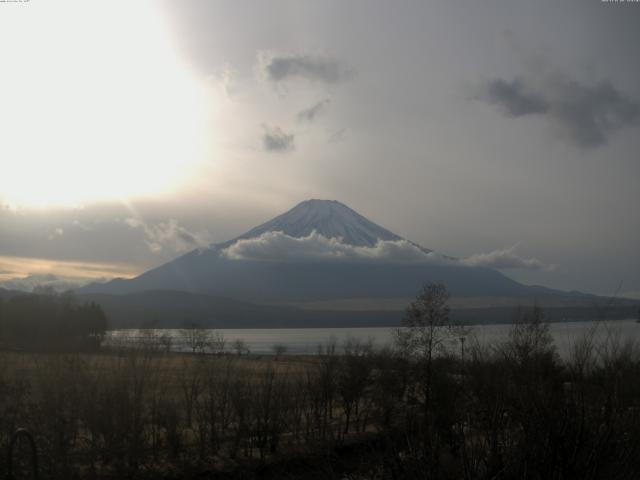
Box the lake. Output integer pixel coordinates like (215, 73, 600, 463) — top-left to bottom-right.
(107, 319, 640, 358)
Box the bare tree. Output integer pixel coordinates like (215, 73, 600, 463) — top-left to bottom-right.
(232, 338, 250, 356)
(181, 321, 210, 354)
(503, 303, 556, 366)
(272, 343, 287, 359)
(158, 332, 173, 353)
(337, 337, 373, 435)
(394, 283, 460, 419)
(395, 284, 455, 358)
(206, 331, 227, 356)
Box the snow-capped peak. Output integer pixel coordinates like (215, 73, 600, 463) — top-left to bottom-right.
(219, 199, 417, 248)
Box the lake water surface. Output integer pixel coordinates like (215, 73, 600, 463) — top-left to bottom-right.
(108, 319, 640, 358)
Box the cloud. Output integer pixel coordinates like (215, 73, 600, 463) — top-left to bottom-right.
(297, 98, 331, 122)
(0, 254, 138, 282)
(480, 75, 640, 147)
(483, 77, 549, 116)
(462, 246, 555, 271)
(208, 63, 239, 98)
(548, 78, 640, 147)
(220, 233, 557, 272)
(0, 273, 103, 292)
(260, 53, 353, 84)
(124, 218, 211, 254)
(221, 230, 451, 265)
(72, 219, 93, 231)
(47, 227, 64, 240)
(262, 125, 295, 152)
(328, 128, 347, 143)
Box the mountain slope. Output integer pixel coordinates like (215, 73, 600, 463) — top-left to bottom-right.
(79, 199, 574, 305)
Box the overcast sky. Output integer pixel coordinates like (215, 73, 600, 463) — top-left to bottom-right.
(1, 0, 639, 297)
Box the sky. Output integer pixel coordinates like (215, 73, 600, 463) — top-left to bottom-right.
(0, 0, 639, 298)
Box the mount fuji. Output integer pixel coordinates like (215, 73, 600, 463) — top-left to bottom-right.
(75, 199, 640, 327)
(80, 199, 557, 302)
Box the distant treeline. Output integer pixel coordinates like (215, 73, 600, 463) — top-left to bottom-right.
(78, 289, 640, 329)
(0, 289, 108, 351)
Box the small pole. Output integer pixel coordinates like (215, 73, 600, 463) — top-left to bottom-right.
(7, 428, 38, 480)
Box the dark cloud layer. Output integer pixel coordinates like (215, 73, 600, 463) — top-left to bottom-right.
(297, 98, 331, 122)
(551, 79, 640, 147)
(482, 75, 640, 147)
(262, 125, 295, 152)
(263, 54, 352, 84)
(484, 78, 549, 116)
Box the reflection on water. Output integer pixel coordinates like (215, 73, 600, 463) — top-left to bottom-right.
(107, 319, 640, 358)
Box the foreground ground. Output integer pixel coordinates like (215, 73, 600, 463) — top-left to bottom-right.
(1, 321, 640, 479)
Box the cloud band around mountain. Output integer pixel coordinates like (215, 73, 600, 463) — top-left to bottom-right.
(220, 230, 450, 265)
(461, 246, 555, 271)
(221, 231, 553, 272)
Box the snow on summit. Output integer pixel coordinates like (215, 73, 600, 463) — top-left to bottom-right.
(221, 199, 407, 248)
(211, 199, 442, 264)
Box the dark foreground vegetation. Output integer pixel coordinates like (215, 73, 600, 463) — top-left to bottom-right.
(0, 286, 639, 479)
(0, 289, 107, 351)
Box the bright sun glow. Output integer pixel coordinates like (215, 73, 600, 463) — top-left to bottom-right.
(0, 1, 210, 207)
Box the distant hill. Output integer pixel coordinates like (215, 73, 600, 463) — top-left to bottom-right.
(2, 287, 636, 329)
(78, 290, 402, 329)
(76, 290, 639, 329)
